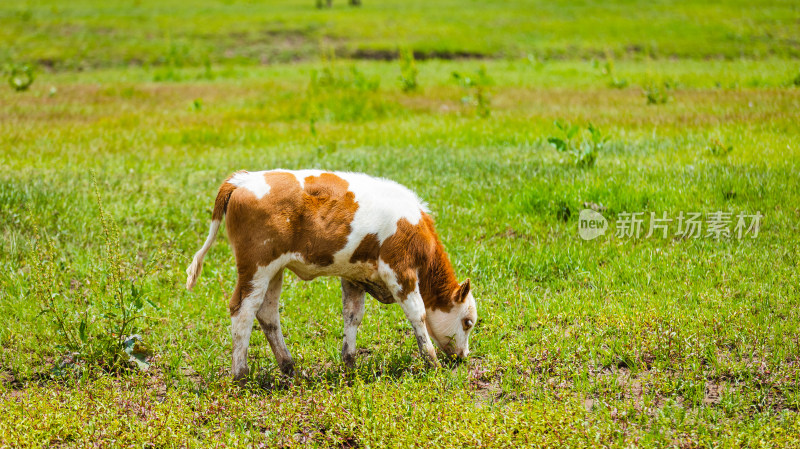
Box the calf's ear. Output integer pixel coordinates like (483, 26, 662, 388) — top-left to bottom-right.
(455, 278, 471, 302)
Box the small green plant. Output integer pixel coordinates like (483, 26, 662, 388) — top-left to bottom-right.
(8, 64, 34, 91)
(200, 55, 215, 81)
(153, 43, 213, 82)
(309, 116, 317, 137)
(547, 121, 608, 168)
(526, 53, 546, 70)
(398, 48, 418, 92)
(452, 66, 492, 118)
(644, 81, 672, 105)
(315, 140, 338, 157)
(594, 58, 628, 89)
(305, 54, 383, 122)
(30, 222, 80, 365)
(706, 138, 733, 156)
(310, 63, 379, 93)
(608, 77, 628, 89)
(793, 72, 800, 87)
(29, 176, 159, 375)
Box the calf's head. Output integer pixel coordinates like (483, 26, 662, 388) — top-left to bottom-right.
(425, 279, 478, 359)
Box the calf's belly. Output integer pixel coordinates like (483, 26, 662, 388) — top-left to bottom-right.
(353, 279, 395, 304)
(285, 260, 395, 304)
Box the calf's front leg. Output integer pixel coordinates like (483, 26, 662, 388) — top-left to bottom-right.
(341, 279, 366, 368)
(397, 290, 440, 368)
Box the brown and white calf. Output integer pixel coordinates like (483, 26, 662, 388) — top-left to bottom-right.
(185, 170, 477, 381)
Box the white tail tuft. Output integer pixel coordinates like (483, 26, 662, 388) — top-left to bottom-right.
(186, 220, 221, 291)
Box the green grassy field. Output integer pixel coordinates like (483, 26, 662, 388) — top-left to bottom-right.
(2, 0, 800, 446)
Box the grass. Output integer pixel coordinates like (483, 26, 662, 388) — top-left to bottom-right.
(2, 0, 800, 70)
(2, 0, 800, 446)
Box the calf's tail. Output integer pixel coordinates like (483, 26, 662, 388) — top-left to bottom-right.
(185, 179, 237, 291)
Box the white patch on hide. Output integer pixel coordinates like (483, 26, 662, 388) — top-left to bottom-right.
(228, 171, 271, 199)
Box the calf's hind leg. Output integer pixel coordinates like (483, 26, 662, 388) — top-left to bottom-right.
(230, 270, 271, 383)
(255, 269, 295, 376)
(340, 279, 366, 368)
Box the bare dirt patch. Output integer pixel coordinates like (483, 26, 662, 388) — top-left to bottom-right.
(346, 48, 491, 61)
(703, 381, 723, 406)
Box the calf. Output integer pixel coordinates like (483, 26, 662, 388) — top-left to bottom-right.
(186, 170, 477, 381)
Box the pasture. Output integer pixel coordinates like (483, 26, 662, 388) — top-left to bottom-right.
(1, 0, 800, 446)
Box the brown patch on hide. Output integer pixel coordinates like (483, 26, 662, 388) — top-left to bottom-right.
(349, 233, 380, 264)
(380, 213, 461, 311)
(301, 173, 358, 266)
(224, 171, 358, 314)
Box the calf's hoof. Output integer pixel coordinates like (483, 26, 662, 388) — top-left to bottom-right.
(424, 348, 440, 369)
(279, 360, 295, 377)
(342, 349, 357, 369)
(233, 370, 249, 388)
(341, 342, 357, 369)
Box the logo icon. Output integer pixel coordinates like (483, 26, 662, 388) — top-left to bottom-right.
(579, 209, 608, 240)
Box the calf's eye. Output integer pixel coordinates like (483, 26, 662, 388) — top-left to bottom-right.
(463, 318, 473, 330)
